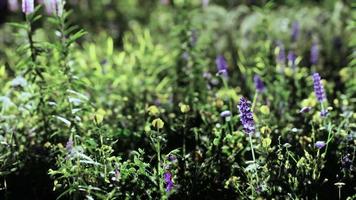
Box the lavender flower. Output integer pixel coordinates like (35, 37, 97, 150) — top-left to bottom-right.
(276, 42, 286, 66)
(315, 141, 326, 149)
(8, 0, 19, 11)
(215, 55, 228, 77)
(310, 42, 319, 65)
(65, 137, 73, 152)
(299, 107, 312, 113)
(254, 75, 265, 93)
(220, 110, 232, 118)
(291, 21, 300, 42)
(312, 73, 326, 102)
(164, 171, 174, 192)
(238, 97, 255, 135)
(320, 110, 328, 117)
(45, 0, 63, 16)
(287, 51, 297, 69)
(22, 0, 34, 14)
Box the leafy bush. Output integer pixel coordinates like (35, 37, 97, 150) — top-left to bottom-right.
(0, 0, 355, 199)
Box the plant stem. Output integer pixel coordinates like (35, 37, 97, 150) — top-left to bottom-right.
(248, 133, 259, 190)
(251, 92, 258, 112)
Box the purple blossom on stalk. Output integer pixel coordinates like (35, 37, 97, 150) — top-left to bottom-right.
(8, 0, 19, 12)
(65, 138, 73, 152)
(238, 97, 255, 135)
(315, 141, 326, 149)
(215, 55, 228, 77)
(291, 21, 300, 42)
(22, 0, 34, 14)
(310, 42, 319, 65)
(312, 73, 326, 103)
(46, 0, 63, 16)
(299, 107, 312, 113)
(287, 51, 297, 69)
(220, 110, 232, 118)
(164, 171, 174, 192)
(276, 42, 286, 66)
(254, 75, 265, 93)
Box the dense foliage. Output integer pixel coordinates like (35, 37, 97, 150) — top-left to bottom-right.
(0, 0, 355, 199)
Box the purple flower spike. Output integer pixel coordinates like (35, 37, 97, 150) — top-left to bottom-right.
(164, 171, 174, 192)
(315, 141, 326, 149)
(288, 51, 297, 69)
(254, 75, 265, 93)
(320, 110, 328, 117)
(310, 42, 319, 65)
(215, 55, 228, 77)
(8, 0, 19, 12)
(22, 0, 34, 14)
(291, 21, 300, 42)
(299, 107, 312, 113)
(238, 97, 255, 135)
(276, 42, 286, 66)
(65, 138, 73, 152)
(220, 110, 232, 118)
(312, 73, 326, 103)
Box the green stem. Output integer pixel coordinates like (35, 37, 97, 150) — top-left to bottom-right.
(249, 134, 259, 191)
(251, 92, 258, 112)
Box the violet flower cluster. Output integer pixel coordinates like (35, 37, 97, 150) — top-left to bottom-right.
(310, 42, 319, 65)
(291, 21, 300, 42)
(164, 171, 174, 192)
(215, 55, 228, 77)
(312, 73, 326, 103)
(254, 75, 265, 93)
(22, 0, 34, 14)
(288, 51, 297, 69)
(238, 97, 255, 135)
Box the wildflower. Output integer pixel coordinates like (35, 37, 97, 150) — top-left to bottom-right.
(8, 0, 19, 11)
(164, 171, 174, 192)
(22, 0, 34, 14)
(220, 110, 232, 118)
(312, 73, 326, 103)
(299, 107, 312, 113)
(152, 118, 164, 129)
(238, 97, 255, 135)
(203, 72, 212, 80)
(48, 0, 63, 16)
(276, 42, 286, 66)
(215, 55, 228, 77)
(11, 76, 27, 87)
(65, 137, 73, 152)
(253, 75, 265, 93)
(202, 0, 209, 7)
(168, 154, 177, 162)
(315, 141, 326, 149)
(179, 103, 190, 113)
(287, 51, 297, 69)
(320, 110, 328, 117)
(291, 21, 300, 42)
(147, 105, 160, 116)
(310, 42, 319, 65)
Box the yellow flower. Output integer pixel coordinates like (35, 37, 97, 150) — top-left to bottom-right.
(260, 105, 270, 115)
(147, 105, 160, 116)
(152, 118, 164, 129)
(179, 103, 190, 113)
